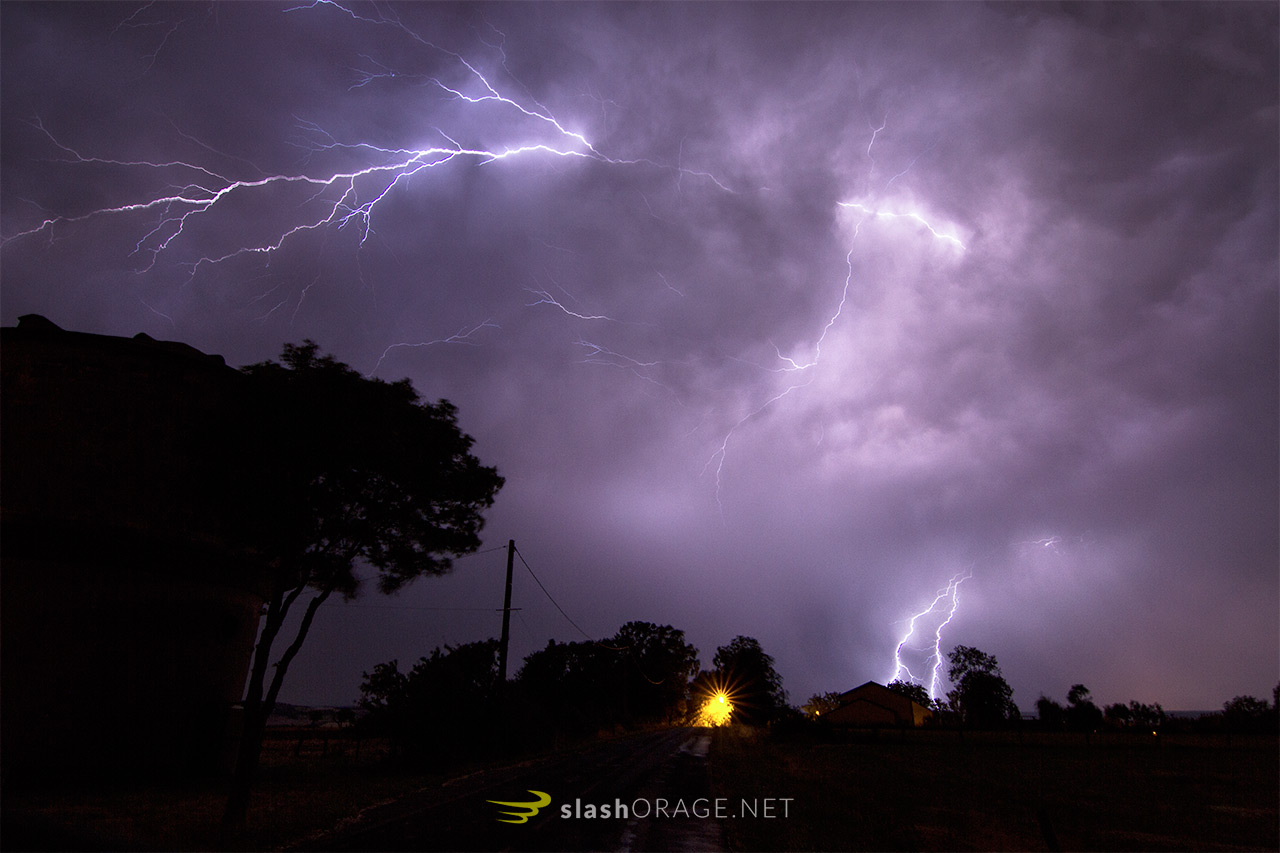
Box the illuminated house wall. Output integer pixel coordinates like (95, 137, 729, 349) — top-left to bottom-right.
(826, 681, 933, 728)
(1, 315, 271, 778)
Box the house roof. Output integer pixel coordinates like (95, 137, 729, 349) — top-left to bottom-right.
(836, 681, 931, 713)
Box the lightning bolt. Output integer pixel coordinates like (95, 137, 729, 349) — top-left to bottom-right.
(5, 6, 970, 525)
(699, 115, 968, 520)
(1, 0, 752, 427)
(369, 320, 500, 377)
(696, 247, 855, 520)
(889, 570, 971, 701)
(771, 248, 856, 372)
(524, 288, 620, 323)
(574, 340, 687, 400)
(3, 1, 728, 292)
(838, 201, 966, 251)
(700, 376, 816, 524)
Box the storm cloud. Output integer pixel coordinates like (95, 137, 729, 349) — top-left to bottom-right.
(2, 1, 1276, 710)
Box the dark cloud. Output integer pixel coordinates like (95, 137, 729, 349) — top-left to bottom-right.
(2, 1, 1275, 710)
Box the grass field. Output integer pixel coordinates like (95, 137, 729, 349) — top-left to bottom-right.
(2, 730, 438, 851)
(707, 725, 1279, 851)
(7, 724, 1276, 851)
(2, 724, 651, 851)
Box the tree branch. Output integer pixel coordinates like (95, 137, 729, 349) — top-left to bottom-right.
(264, 586, 334, 713)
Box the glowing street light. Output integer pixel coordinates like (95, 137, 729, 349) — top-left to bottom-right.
(696, 680, 736, 727)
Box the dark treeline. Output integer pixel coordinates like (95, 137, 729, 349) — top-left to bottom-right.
(805, 645, 1280, 736)
(355, 623, 789, 763)
(355, 630, 1275, 766)
(1033, 681, 1280, 736)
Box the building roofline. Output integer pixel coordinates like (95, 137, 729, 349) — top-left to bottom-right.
(4, 314, 230, 370)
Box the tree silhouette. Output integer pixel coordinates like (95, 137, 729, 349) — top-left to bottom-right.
(220, 342, 503, 830)
(945, 645, 1017, 728)
(1127, 701, 1166, 730)
(1064, 684, 1104, 732)
(515, 638, 611, 735)
(803, 691, 845, 718)
(1222, 694, 1275, 733)
(609, 621, 700, 724)
(711, 636, 788, 724)
(1037, 696, 1066, 730)
(359, 659, 411, 723)
(886, 680, 932, 709)
(359, 640, 502, 758)
(512, 622, 700, 735)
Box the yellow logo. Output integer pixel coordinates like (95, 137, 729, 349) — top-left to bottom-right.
(488, 790, 552, 824)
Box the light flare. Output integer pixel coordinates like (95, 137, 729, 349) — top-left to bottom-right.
(693, 677, 739, 727)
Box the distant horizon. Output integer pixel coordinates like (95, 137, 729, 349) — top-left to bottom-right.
(265, 699, 1239, 722)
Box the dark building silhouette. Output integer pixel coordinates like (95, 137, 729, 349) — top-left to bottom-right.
(1, 315, 271, 778)
(826, 681, 933, 727)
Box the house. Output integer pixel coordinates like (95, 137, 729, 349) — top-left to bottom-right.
(2, 315, 272, 778)
(825, 681, 933, 727)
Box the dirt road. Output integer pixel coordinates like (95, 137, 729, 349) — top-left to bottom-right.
(298, 727, 725, 852)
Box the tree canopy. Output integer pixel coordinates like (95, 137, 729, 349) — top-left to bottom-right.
(511, 621, 701, 735)
(231, 341, 504, 596)
(710, 635, 788, 724)
(222, 341, 503, 828)
(945, 645, 1017, 728)
(359, 640, 503, 757)
(803, 691, 845, 718)
(887, 680, 933, 709)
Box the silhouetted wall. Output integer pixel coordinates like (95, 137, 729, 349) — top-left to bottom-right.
(827, 681, 933, 727)
(1, 315, 271, 779)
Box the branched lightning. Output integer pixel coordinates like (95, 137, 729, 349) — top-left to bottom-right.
(838, 201, 966, 251)
(4, 0, 729, 302)
(367, 320, 500, 377)
(574, 340, 685, 399)
(6, 4, 974, 529)
(138, 297, 176, 328)
(575, 339, 660, 370)
(699, 246, 857, 520)
(889, 570, 971, 700)
(655, 270, 684, 297)
(771, 248, 856, 372)
(700, 116, 967, 519)
(1, 0, 756, 399)
(700, 377, 815, 523)
(524, 288, 619, 323)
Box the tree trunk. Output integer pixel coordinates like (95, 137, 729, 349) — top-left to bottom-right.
(221, 700, 269, 839)
(221, 581, 321, 834)
(221, 586, 289, 835)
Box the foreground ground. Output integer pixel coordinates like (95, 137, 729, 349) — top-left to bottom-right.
(3, 729, 424, 851)
(707, 726, 1279, 851)
(2, 726, 715, 852)
(3, 724, 1276, 851)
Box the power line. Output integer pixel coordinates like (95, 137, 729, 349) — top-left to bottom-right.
(514, 545, 617, 647)
(512, 546, 666, 685)
(344, 543, 508, 588)
(319, 602, 502, 612)
(458, 545, 509, 558)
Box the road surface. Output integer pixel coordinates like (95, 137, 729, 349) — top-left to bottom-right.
(296, 727, 725, 852)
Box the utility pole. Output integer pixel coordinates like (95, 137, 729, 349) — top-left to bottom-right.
(498, 539, 515, 683)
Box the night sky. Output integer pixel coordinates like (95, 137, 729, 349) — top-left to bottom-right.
(3, 2, 1276, 712)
